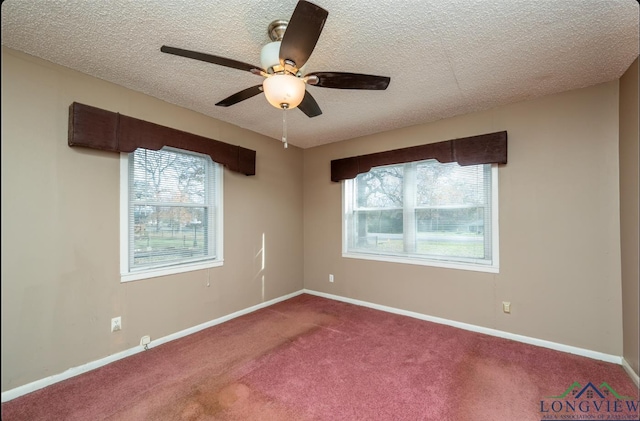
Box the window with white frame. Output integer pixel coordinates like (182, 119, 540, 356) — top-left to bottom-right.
(120, 147, 223, 282)
(343, 159, 498, 272)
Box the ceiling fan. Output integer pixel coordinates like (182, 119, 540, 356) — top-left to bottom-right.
(160, 0, 390, 146)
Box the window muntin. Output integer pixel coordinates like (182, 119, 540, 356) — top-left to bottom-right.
(121, 147, 223, 281)
(343, 160, 498, 272)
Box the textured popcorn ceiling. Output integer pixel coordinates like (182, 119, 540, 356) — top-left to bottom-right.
(1, 0, 638, 148)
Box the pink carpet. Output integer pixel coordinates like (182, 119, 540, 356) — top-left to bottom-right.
(2, 294, 638, 420)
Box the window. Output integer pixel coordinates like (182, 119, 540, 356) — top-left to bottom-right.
(120, 147, 223, 282)
(343, 159, 498, 272)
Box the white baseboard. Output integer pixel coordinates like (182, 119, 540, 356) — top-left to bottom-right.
(303, 289, 623, 365)
(622, 357, 640, 388)
(1, 289, 305, 403)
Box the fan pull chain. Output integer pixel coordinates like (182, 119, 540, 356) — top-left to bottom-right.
(281, 105, 288, 148)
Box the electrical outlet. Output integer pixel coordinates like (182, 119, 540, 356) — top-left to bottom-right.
(111, 316, 122, 332)
(140, 335, 151, 347)
(329, 274, 334, 283)
(502, 302, 511, 314)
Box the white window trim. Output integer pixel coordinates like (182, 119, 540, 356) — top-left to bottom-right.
(119, 151, 224, 283)
(342, 164, 499, 273)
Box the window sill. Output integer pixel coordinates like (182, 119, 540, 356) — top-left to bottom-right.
(121, 259, 224, 283)
(342, 252, 499, 273)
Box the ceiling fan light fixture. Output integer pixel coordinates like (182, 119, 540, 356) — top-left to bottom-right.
(262, 74, 305, 109)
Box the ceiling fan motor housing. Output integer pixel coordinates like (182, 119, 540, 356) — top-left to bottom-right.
(261, 19, 289, 74)
(260, 41, 282, 73)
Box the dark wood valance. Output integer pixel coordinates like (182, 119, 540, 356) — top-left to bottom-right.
(68, 102, 256, 176)
(330, 131, 507, 182)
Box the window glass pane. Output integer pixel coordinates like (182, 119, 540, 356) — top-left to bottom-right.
(345, 159, 496, 270)
(126, 147, 220, 275)
(355, 166, 403, 208)
(133, 206, 210, 266)
(353, 209, 404, 252)
(132, 149, 206, 205)
(416, 161, 486, 207)
(415, 208, 485, 258)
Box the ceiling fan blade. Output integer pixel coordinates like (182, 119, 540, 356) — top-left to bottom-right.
(279, 1, 328, 70)
(307, 72, 390, 90)
(298, 90, 322, 118)
(215, 85, 263, 107)
(161, 46, 262, 73)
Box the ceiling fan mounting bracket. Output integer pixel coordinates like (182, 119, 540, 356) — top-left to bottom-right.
(268, 20, 288, 42)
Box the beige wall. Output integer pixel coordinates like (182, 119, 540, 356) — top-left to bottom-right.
(619, 57, 639, 376)
(304, 80, 623, 355)
(0, 47, 304, 392)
